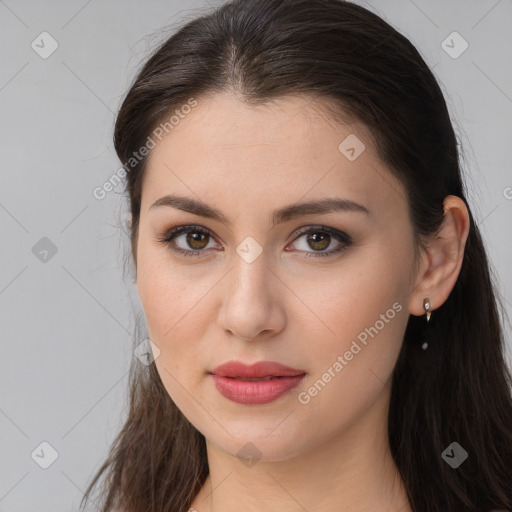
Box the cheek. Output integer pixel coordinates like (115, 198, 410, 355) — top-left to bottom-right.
(136, 240, 206, 339)
(138, 267, 207, 412)
(289, 248, 410, 410)
(294, 247, 409, 346)
(135, 247, 220, 398)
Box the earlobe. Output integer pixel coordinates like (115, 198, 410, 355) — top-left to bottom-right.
(407, 195, 470, 318)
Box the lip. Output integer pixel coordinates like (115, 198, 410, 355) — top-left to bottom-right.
(210, 360, 306, 378)
(209, 360, 306, 405)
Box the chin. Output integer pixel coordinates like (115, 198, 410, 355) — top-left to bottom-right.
(203, 421, 313, 463)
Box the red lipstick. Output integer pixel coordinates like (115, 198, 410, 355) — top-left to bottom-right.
(209, 360, 306, 405)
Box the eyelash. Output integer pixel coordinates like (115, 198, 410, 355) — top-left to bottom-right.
(156, 224, 352, 259)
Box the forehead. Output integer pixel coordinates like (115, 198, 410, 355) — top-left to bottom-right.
(146, 92, 369, 162)
(141, 92, 407, 220)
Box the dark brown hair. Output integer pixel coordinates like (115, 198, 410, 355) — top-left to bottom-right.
(80, 1, 512, 511)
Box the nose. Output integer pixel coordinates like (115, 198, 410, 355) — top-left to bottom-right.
(217, 250, 286, 342)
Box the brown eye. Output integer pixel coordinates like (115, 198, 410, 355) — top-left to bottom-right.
(288, 226, 352, 258)
(157, 224, 352, 259)
(157, 225, 219, 256)
(306, 232, 331, 251)
(185, 231, 210, 250)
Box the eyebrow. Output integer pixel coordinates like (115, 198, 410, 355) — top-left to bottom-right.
(149, 194, 370, 227)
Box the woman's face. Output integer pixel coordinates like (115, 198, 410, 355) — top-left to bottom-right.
(136, 92, 419, 460)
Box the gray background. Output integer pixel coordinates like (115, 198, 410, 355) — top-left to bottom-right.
(0, 0, 511, 510)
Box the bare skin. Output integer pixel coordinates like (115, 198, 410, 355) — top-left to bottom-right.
(134, 91, 470, 512)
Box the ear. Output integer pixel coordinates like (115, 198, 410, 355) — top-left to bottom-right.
(407, 195, 470, 317)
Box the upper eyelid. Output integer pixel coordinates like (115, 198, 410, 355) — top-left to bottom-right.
(163, 224, 349, 247)
(164, 223, 345, 238)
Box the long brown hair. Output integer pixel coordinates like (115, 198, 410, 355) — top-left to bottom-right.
(80, 1, 512, 510)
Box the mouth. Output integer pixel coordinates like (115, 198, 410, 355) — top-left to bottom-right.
(235, 376, 276, 380)
(208, 360, 306, 404)
(210, 360, 306, 379)
(222, 376, 290, 381)
(209, 373, 306, 405)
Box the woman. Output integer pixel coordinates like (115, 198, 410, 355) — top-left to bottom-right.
(80, 0, 512, 511)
